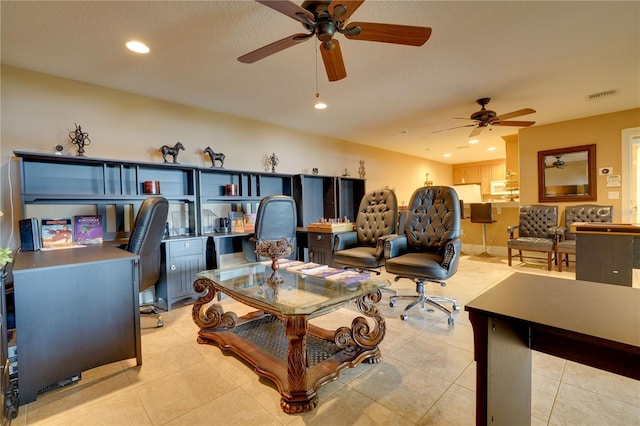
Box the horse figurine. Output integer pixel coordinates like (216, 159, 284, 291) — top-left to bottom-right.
(160, 142, 185, 163)
(203, 146, 225, 168)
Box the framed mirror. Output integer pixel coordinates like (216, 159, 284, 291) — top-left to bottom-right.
(538, 144, 596, 202)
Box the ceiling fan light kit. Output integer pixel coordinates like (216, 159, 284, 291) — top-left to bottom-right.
(239, 0, 432, 82)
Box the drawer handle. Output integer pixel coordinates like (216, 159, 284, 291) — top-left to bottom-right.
(316, 235, 322, 241)
(184, 242, 190, 248)
(170, 265, 177, 271)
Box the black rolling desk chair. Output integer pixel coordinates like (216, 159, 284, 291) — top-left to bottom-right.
(126, 196, 169, 327)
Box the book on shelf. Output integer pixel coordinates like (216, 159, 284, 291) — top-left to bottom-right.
(228, 211, 245, 233)
(73, 215, 103, 244)
(243, 213, 256, 232)
(40, 217, 74, 248)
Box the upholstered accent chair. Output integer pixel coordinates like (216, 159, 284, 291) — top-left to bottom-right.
(556, 204, 613, 272)
(126, 196, 169, 327)
(507, 205, 558, 271)
(384, 186, 461, 324)
(242, 195, 298, 262)
(332, 189, 398, 274)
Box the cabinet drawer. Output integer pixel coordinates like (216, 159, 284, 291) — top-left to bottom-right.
(167, 238, 203, 257)
(308, 232, 334, 250)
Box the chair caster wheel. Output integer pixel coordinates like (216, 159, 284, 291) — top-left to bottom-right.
(453, 304, 460, 311)
(157, 319, 164, 327)
(448, 317, 455, 325)
(390, 300, 397, 307)
(401, 313, 408, 321)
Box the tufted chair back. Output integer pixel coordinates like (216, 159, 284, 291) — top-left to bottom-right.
(404, 186, 460, 253)
(355, 189, 398, 247)
(563, 204, 613, 240)
(517, 205, 558, 238)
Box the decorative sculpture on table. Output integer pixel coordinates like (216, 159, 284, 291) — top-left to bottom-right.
(160, 142, 185, 163)
(268, 153, 279, 173)
(69, 123, 91, 156)
(203, 146, 225, 168)
(255, 238, 293, 291)
(359, 160, 366, 179)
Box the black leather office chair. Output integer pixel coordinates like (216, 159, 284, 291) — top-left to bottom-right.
(555, 204, 613, 272)
(384, 186, 461, 324)
(126, 196, 169, 327)
(507, 205, 558, 271)
(332, 189, 398, 274)
(243, 195, 297, 262)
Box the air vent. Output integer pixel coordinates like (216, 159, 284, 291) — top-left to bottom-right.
(585, 89, 618, 101)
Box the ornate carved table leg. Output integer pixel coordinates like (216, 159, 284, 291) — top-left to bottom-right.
(334, 289, 385, 363)
(192, 277, 237, 338)
(281, 315, 318, 414)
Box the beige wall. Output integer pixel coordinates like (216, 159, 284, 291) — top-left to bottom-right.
(0, 65, 452, 249)
(518, 108, 640, 223)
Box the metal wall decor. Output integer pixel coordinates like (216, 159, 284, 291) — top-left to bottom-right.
(203, 146, 225, 168)
(69, 123, 91, 156)
(160, 142, 185, 163)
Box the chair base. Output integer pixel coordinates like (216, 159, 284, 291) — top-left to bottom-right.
(389, 279, 459, 325)
(141, 305, 164, 327)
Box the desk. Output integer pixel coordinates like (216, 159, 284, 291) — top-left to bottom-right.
(192, 263, 389, 413)
(12, 245, 141, 405)
(465, 273, 640, 426)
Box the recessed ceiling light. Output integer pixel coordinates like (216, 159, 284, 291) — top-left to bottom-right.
(126, 41, 150, 54)
(443, 153, 452, 158)
(487, 146, 496, 151)
(314, 101, 327, 110)
(469, 139, 479, 144)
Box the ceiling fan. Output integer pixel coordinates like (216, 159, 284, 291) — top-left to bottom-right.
(434, 98, 536, 137)
(546, 155, 565, 169)
(238, 0, 432, 82)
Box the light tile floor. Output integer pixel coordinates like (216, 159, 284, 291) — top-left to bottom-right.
(13, 255, 640, 425)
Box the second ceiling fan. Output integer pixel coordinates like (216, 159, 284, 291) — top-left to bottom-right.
(238, 0, 432, 82)
(435, 98, 536, 137)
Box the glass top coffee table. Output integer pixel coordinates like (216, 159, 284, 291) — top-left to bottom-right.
(191, 262, 390, 413)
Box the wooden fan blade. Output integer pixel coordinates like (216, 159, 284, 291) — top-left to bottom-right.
(344, 22, 432, 46)
(255, 1, 314, 24)
(469, 126, 483, 137)
(321, 39, 347, 82)
(432, 124, 476, 134)
(330, 0, 365, 21)
(238, 33, 310, 63)
(492, 120, 536, 127)
(494, 108, 536, 121)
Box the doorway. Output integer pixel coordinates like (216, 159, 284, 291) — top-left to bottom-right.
(621, 127, 640, 222)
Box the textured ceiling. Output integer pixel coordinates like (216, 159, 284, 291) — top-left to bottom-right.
(2, 1, 639, 164)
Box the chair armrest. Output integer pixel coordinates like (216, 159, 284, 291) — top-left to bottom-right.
(374, 234, 397, 258)
(507, 224, 520, 239)
(333, 231, 358, 252)
(549, 225, 567, 237)
(441, 238, 462, 273)
(384, 235, 408, 259)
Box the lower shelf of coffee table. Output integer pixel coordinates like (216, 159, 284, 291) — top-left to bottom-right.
(197, 313, 381, 413)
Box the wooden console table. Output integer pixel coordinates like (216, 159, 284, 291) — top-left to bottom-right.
(465, 272, 639, 426)
(191, 263, 389, 413)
